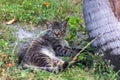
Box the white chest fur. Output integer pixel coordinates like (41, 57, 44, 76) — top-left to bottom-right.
(40, 48, 64, 63)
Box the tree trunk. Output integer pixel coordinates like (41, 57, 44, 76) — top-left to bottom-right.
(83, 0, 120, 71)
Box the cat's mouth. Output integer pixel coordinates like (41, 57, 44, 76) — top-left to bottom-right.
(54, 34, 60, 37)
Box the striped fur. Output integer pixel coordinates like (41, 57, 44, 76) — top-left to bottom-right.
(18, 20, 78, 72)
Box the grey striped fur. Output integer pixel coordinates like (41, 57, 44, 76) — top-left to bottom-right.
(18, 20, 77, 72)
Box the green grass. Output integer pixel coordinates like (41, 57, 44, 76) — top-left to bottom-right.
(0, 34, 118, 79)
(0, 0, 119, 80)
(0, 0, 82, 23)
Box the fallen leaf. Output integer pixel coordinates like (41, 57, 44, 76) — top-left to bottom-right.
(1, 53, 6, 57)
(58, 6, 62, 11)
(6, 16, 17, 25)
(1, 68, 5, 76)
(6, 63, 12, 67)
(42, 2, 50, 7)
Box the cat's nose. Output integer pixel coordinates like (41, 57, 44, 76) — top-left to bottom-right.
(54, 32, 59, 36)
(55, 33, 59, 36)
(54, 30, 59, 34)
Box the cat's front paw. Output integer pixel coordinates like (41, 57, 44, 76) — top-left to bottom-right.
(72, 48, 81, 53)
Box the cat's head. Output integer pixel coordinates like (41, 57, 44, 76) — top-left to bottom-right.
(46, 20, 68, 39)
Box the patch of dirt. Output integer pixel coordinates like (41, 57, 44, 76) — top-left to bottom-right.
(3, 23, 46, 41)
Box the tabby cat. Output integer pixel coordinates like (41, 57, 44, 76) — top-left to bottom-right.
(18, 20, 78, 73)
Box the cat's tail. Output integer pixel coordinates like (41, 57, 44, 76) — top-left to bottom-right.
(20, 61, 69, 73)
(38, 61, 69, 73)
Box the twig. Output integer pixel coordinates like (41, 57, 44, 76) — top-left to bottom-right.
(25, 29, 50, 54)
(12, 42, 18, 54)
(70, 33, 104, 64)
(26, 39, 35, 54)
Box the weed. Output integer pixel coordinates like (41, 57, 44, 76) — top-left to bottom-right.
(0, 0, 81, 24)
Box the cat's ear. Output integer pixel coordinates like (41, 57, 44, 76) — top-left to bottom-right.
(45, 21, 51, 29)
(61, 19, 69, 27)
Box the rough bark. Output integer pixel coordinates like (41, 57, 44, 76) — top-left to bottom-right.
(109, 0, 120, 21)
(83, 0, 120, 71)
